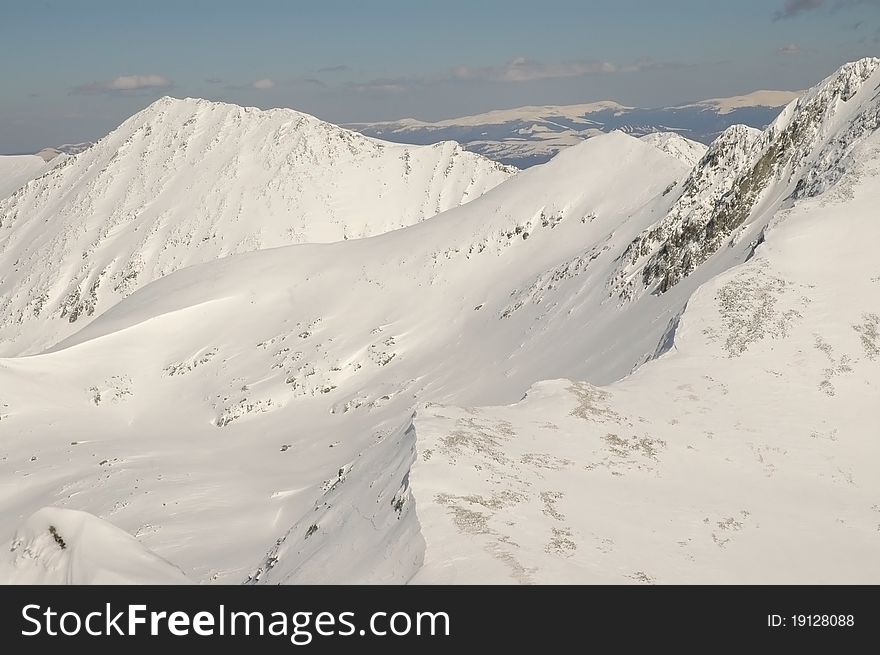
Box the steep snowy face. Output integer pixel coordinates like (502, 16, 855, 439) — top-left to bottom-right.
(638, 132, 708, 168)
(611, 124, 762, 298)
(614, 57, 880, 299)
(0, 97, 514, 356)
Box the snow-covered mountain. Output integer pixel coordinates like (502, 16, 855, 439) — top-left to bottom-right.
(615, 57, 880, 299)
(638, 132, 707, 167)
(0, 60, 878, 585)
(413, 164, 880, 581)
(410, 60, 880, 583)
(349, 91, 800, 167)
(0, 97, 514, 356)
(679, 89, 807, 114)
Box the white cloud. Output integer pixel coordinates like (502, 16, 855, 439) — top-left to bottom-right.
(106, 74, 171, 91)
(451, 58, 663, 83)
(71, 74, 172, 95)
(252, 78, 275, 90)
(346, 57, 675, 97)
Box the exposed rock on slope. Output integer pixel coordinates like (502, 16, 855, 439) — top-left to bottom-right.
(614, 58, 880, 298)
(410, 127, 880, 582)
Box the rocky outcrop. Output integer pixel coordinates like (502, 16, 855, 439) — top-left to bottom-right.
(612, 58, 880, 299)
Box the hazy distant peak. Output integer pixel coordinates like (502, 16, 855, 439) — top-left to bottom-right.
(681, 90, 803, 114)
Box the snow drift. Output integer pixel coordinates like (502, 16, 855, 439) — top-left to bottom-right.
(1, 507, 191, 584)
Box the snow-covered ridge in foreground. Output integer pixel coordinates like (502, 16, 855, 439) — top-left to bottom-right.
(1, 508, 191, 584)
(411, 131, 880, 583)
(0, 96, 514, 356)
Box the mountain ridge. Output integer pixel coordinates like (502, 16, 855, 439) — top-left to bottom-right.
(613, 57, 880, 299)
(0, 96, 514, 356)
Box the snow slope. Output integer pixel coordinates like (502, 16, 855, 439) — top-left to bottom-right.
(0, 96, 514, 356)
(411, 131, 880, 582)
(0, 155, 50, 199)
(0, 60, 877, 585)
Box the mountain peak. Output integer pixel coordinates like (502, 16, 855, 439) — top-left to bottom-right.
(135, 95, 320, 126)
(0, 98, 514, 355)
(639, 132, 708, 167)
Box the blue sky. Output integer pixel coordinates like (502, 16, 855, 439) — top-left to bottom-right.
(1, 0, 878, 152)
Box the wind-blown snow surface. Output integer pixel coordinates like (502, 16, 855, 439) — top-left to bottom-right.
(1, 60, 879, 584)
(0, 97, 513, 356)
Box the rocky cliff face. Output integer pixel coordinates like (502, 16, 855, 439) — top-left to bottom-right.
(612, 57, 880, 299)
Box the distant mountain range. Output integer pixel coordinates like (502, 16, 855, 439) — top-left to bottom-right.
(34, 142, 93, 161)
(348, 90, 802, 167)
